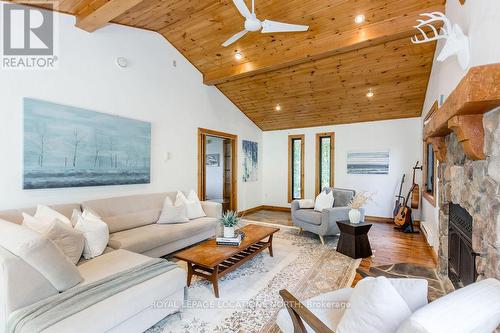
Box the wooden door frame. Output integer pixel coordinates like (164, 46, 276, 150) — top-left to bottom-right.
(315, 132, 335, 195)
(198, 128, 238, 211)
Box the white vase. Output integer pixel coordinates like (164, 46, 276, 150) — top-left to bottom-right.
(223, 226, 235, 238)
(348, 209, 361, 224)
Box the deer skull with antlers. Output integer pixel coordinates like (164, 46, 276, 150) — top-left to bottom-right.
(411, 11, 470, 70)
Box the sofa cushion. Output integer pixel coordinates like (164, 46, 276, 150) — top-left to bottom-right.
(337, 276, 412, 333)
(0, 247, 58, 327)
(108, 217, 218, 254)
(75, 210, 110, 260)
(314, 190, 334, 212)
(0, 203, 81, 225)
(82, 193, 173, 233)
(77, 249, 168, 284)
(34, 204, 72, 226)
(294, 209, 322, 226)
(397, 278, 500, 333)
(327, 188, 355, 207)
(45, 250, 186, 333)
(44, 220, 85, 265)
(0, 219, 82, 292)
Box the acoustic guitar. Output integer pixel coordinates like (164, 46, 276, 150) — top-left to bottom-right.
(394, 186, 413, 227)
(410, 161, 422, 209)
(393, 174, 405, 218)
(395, 162, 422, 228)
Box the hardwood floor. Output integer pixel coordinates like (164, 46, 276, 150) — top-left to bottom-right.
(244, 209, 437, 286)
(243, 209, 294, 227)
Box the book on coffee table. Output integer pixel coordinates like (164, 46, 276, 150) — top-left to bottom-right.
(216, 234, 241, 246)
(216, 230, 246, 246)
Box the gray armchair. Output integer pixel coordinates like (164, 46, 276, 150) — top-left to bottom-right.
(291, 188, 365, 244)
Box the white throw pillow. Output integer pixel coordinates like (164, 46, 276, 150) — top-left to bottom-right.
(337, 276, 412, 333)
(298, 199, 315, 209)
(157, 197, 189, 224)
(44, 220, 85, 265)
(175, 190, 206, 220)
(314, 190, 334, 212)
(74, 210, 109, 260)
(34, 204, 72, 226)
(22, 212, 52, 234)
(0, 219, 82, 292)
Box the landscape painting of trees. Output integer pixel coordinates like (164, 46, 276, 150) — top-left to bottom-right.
(23, 98, 151, 189)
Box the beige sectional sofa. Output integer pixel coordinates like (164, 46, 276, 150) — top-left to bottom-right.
(0, 192, 222, 333)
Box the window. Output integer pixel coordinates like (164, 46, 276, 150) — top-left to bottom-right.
(316, 132, 335, 195)
(288, 135, 304, 202)
(423, 142, 436, 206)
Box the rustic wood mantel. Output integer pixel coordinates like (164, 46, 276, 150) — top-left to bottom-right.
(423, 63, 500, 160)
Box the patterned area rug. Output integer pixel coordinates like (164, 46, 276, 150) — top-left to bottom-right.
(356, 263, 454, 301)
(148, 225, 360, 333)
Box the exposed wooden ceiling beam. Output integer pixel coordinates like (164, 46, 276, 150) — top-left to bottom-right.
(75, 0, 144, 32)
(203, 5, 443, 85)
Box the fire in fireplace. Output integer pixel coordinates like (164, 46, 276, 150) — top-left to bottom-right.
(448, 203, 478, 288)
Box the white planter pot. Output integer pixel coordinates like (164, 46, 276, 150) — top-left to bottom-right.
(223, 226, 235, 238)
(348, 209, 361, 224)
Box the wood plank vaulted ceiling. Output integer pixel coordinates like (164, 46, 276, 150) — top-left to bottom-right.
(24, 0, 445, 130)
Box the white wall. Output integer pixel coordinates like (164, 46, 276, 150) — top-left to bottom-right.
(205, 137, 224, 200)
(420, 0, 500, 249)
(262, 118, 422, 218)
(0, 6, 263, 211)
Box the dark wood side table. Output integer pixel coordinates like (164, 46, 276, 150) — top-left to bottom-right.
(336, 220, 372, 259)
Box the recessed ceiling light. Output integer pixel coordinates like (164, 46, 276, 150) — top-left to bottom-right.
(234, 52, 242, 60)
(366, 89, 374, 98)
(354, 14, 365, 24)
(275, 104, 281, 111)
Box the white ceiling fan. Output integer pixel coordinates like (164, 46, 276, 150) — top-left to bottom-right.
(222, 0, 309, 47)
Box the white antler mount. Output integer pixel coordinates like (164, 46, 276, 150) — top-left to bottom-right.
(411, 11, 470, 70)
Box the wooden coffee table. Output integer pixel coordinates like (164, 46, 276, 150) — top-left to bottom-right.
(174, 224, 279, 298)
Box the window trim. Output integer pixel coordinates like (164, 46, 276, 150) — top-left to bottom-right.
(288, 134, 305, 203)
(315, 132, 335, 196)
(423, 140, 437, 207)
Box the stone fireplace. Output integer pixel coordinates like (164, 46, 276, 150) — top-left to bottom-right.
(436, 108, 500, 285)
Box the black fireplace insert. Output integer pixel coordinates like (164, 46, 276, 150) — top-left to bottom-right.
(448, 203, 478, 288)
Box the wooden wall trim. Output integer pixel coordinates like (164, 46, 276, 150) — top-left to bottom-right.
(422, 140, 438, 207)
(424, 64, 500, 139)
(238, 206, 420, 226)
(315, 132, 335, 196)
(288, 135, 305, 203)
(198, 128, 238, 211)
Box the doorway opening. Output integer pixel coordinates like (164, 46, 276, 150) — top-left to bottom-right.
(198, 128, 237, 212)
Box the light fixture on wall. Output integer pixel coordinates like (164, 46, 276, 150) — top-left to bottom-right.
(366, 89, 374, 98)
(354, 14, 365, 24)
(116, 57, 128, 68)
(234, 52, 243, 60)
(275, 104, 281, 111)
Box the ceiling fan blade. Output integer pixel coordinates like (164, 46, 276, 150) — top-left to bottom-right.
(221, 30, 248, 47)
(233, 0, 252, 19)
(261, 19, 309, 33)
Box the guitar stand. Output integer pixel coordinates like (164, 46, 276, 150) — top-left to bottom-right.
(394, 217, 419, 234)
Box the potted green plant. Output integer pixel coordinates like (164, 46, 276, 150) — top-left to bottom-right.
(218, 211, 241, 238)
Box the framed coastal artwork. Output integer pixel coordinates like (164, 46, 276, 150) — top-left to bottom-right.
(23, 98, 151, 189)
(242, 140, 258, 182)
(346, 151, 389, 175)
